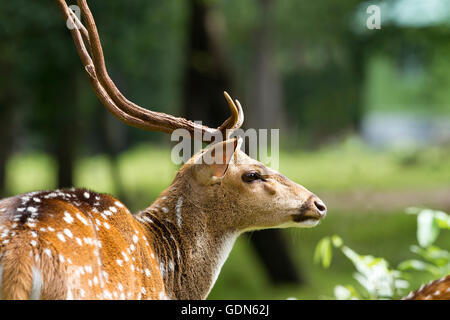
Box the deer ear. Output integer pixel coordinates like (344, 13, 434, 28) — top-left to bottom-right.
(194, 138, 239, 183)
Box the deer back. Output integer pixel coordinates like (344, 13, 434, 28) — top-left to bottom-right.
(0, 189, 165, 300)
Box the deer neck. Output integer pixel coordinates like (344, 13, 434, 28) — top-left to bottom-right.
(134, 186, 239, 300)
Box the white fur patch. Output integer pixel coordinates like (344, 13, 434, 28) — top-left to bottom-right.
(175, 197, 183, 228)
(29, 267, 43, 300)
(209, 234, 238, 295)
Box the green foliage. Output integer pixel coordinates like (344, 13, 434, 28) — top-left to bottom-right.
(315, 208, 450, 300)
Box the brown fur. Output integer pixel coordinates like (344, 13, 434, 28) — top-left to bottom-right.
(403, 275, 450, 300)
(1, 238, 33, 299)
(0, 189, 165, 300)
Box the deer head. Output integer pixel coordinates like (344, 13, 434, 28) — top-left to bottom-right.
(182, 138, 326, 232)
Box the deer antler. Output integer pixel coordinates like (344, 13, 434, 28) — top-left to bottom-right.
(56, 0, 243, 141)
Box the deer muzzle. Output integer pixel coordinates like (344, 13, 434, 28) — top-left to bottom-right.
(291, 195, 327, 224)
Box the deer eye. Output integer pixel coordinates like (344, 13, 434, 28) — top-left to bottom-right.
(242, 172, 262, 183)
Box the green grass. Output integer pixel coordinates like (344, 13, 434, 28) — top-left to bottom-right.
(279, 139, 450, 193)
(4, 142, 450, 299)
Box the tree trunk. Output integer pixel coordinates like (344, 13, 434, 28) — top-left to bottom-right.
(182, 0, 234, 129)
(246, 0, 301, 285)
(0, 98, 15, 198)
(247, 0, 285, 130)
(182, 0, 301, 285)
(0, 61, 18, 198)
(53, 71, 80, 189)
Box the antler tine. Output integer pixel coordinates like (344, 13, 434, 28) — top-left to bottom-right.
(232, 98, 244, 130)
(220, 91, 244, 139)
(64, 0, 238, 141)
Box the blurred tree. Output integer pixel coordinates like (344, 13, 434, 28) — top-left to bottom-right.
(245, 0, 301, 285)
(247, 0, 285, 130)
(182, 0, 301, 285)
(0, 61, 17, 197)
(182, 0, 234, 129)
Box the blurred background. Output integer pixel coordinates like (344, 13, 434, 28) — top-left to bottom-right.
(0, 0, 449, 299)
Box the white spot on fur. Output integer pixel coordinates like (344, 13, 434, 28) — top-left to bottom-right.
(161, 207, 168, 213)
(175, 197, 183, 228)
(27, 207, 38, 213)
(83, 192, 90, 199)
(44, 248, 52, 257)
(63, 228, 73, 239)
(57, 233, 66, 242)
(121, 252, 129, 262)
(63, 212, 74, 224)
(76, 213, 89, 225)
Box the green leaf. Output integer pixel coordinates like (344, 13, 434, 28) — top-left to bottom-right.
(434, 211, 450, 229)
(314, 237, 332, 268)
(398, 259, 441, 276)
(417, 209, 440, 247)
(331, 235, 343, 248)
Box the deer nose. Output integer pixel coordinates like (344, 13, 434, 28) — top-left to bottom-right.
(312, 198, 327, 217)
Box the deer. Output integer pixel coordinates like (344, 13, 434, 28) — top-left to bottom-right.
(0, 0, 328, 300)
(402, 275, 450, 300)
(1, 0, 447, 301)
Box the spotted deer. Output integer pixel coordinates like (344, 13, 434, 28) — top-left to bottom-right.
(402, 275, 450, 300)
(0, 0, 328, 300)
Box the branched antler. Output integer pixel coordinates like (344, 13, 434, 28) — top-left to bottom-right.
(56, 0, 244, 141)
